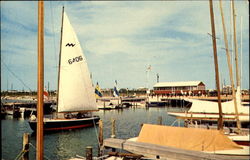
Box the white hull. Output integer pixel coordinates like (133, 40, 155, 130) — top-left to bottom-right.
(168, 112, 250, 122)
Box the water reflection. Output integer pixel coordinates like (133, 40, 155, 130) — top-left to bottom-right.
(2, 107, 184, 160)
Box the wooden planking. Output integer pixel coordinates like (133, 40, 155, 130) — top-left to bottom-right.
(104, 138, 250, 160)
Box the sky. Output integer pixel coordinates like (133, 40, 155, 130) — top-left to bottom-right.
(1, 1, 249, 91)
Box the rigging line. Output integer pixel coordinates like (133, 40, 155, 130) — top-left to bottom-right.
(14, 150, 25, 160)
(49, 1, 58, 66)
(29, 143, 51, 160)
(92, 118, 101, 149)
(2, 61, 32, 91)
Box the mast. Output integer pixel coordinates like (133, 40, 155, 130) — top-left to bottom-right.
(146, 65, 151, 99)
(240, 16, 242, 90)
(209, 0, 223, 131)
(232, 0, 240, 88)
(37, 1, 44, 160)
(219, 0, 241, 133)
(56, 6, 64, 114)
(7, 78, 8, 92)
(230, 0, 234, 81)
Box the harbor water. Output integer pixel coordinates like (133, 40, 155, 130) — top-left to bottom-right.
(1, 107, 186, 160)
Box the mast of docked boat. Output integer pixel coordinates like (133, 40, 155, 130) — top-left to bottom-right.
(240, 16, 242, 89)
(208, 0, 223, 131)
(232, 0, 242, 132)
(37, 1, 44, 160)
(232, 0, 240, 90)
(55, 6, 64, 116)
(219, 0, 241, 133)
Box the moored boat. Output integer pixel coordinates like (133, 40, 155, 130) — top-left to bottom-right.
(29, 7, 100, 131)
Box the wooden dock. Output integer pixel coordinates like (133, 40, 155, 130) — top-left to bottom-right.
(161, 95, 250, 102)
(2, 100, 55, 117)
(103, 138, 250, 160)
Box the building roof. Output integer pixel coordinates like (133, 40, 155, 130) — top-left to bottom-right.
(153, 81, 204, 87)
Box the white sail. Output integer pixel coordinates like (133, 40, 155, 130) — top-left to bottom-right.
(57, 12, 97, 112)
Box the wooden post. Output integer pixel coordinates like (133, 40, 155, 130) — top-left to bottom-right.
(209, 0, 224, 131)
(111, 118, 116, 138)
(85, 146, 92, 160)
(157, 116, 162, 125)
(37, 1, 44, 160)
(22, 133, 29, 160)
(140, 123, 144, 129)
(184, 119, 188, 127)
(98, 120, 103, 156)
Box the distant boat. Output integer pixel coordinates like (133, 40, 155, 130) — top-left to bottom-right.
(29, 8, 100, 132)
(97, 80, 125, 109)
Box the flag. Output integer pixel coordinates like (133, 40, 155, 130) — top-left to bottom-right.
(113, 80, 119, 97)
(147, 65, 152, 71)
(44, 89, 49, 100)
(95, 82, 102, 98)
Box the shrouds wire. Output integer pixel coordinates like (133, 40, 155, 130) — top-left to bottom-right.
(2, 61, 32, 92)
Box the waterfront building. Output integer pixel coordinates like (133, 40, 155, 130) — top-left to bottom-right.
(222, 85, 232, 95)
(153, 81, 206, 96)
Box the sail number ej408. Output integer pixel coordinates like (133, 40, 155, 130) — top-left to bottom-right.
(68, 56, 83, 65)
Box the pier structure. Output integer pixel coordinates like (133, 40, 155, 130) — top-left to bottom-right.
(103, 138, 249, 160)
(153, 81, 206, 96)
(1, 100, 55, 118)
(103, 123, 250, 160)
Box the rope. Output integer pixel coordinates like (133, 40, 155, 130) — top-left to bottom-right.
(92, 118, 101, 149)
(170, 119, 178, 126)
(29, 143, 51, 160)
(14, 150, 26, 160)
(29, 142, 36, 150)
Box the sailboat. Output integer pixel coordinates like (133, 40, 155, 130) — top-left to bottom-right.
(167, 90, 250, 127)
(106, 1, 249, 158)
(29, 7, 100, 131)
(168, 0, 250, 129)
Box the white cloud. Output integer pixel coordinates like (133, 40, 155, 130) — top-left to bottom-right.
(1, 1, 249, 90)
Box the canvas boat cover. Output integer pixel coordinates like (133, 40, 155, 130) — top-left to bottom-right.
(137, 124, 242, 152)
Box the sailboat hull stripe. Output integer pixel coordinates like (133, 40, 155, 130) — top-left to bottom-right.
(29, 116, 100, 131)
(44, 124, 93, 131)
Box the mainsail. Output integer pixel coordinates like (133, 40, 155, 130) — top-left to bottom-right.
(58, 12, 97, 112)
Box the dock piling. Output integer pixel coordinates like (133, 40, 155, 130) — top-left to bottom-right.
(85, 146, 93, 160)
(98, 120, 103, 156)
(22, 133, 29, 160)
(111, 118, 116, 138)
(157, 116, 162, 125)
